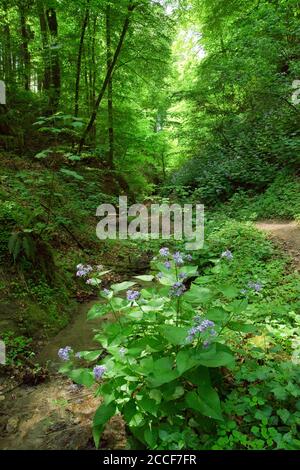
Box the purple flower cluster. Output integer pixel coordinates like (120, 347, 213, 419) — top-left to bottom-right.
(127, 290, 140, 301)
(58, 346, 73, 361)
(248, 281, 263, 292)
(93, 365, 107, 380)
(186, 319, 216, 343)
(173, 251, 184, 266)
(159, 247, 169, 257)
(170, 281, 186, 297)
(221, 250, 233, 261)
(76, 264, 93, 277)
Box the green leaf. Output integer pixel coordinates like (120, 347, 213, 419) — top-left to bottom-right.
(218, 285, 240, 298)
(134, 275, 154, 282)
(227, 321, 257, 333)
(144, 427, 158, 448)
(68, 368, 94, 387)
(111, 281, 137, 292)
(186, 388, 223, 421)
(182, 285, 212, 305)
(158, 325, 188, 345)
(60, 168, 84, 180)
(76, 350, 103, 361)
(228, 299, 248, 314)
(147, 357, 179, 387)
(206, 307, 228, 323)
(139, 396, 158, 416)
(177, 344, 234, 374)
(93, 403, 116, 448)
(87, 304, 108, 320)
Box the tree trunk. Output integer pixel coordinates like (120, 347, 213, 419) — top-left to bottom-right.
(78, 1, 136, 153)
(38, 1, 51, 92)
(106, 3, 114, 167)
(19, 3, 31, 91)
(74, 1, 89, 117)
(46, 8, 61, 112)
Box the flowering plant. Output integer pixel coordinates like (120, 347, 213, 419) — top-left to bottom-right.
(59, 249, 254, 449)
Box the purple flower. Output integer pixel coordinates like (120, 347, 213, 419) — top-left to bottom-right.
(159, 247, 169, 257)
(184, 254, 193, 262)
(186, 319, 216, 342)
(76, 264, 93, 277)
(173, 252, 184, 266)
(164, 261, 171, 269)
(93, 365, 106, 380)
(178, 272, 187, 280)
(170, 281, 186, 297)
(127, 290, 140, 301)
(221, 250, 233, 261)
(248, 281, 263, 292)
(58, 346, 73, 361)
(203, 340, 211, 349)
(102, 288, 110, 296)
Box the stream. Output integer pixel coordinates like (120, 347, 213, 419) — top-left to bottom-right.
(0, 299, 127, 450)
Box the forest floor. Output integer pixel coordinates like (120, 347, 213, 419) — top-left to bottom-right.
(0, 219, 299, 450)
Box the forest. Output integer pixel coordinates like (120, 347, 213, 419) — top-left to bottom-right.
(0, 0, 300, 454)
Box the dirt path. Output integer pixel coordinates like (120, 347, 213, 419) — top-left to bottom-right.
(256, 220, 300, 269)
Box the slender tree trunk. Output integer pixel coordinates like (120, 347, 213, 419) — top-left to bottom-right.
(3, 2, 13, 85)
(74, 1, 89, 117)
(38, 1, 51, 91)
(78, 1, 136, 153)
(46, 8, 61, 112)
(19, 4, 31, 91)
(106, 3, 114, 167)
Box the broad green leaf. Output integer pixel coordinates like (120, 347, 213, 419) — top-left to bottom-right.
(147, 356, 179, 387)
(186, 390, 223, 421)
(87, 304, 108, 320)
(60, 168, 84, 180)
(182, 285, 212, 305)
(158, 325, 188, 345)
(68, 368, 94, 387)
(76, 350, 103, 361)
(206, 307, 228, 323)
(134, 275, 154, 282)
(111, 281, 137, 292)
(93, 403, 116, 448)
(228, 321, 257, 333)
(144, 427, 158, 448)
(177, 344, 234, 374)
(138, 396, 158, 416)
(218, 285, 240, 298)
